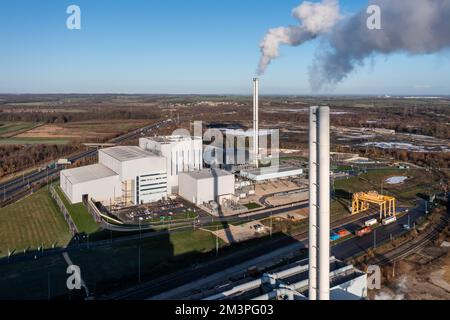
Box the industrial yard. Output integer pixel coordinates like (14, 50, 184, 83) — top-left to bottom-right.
(0, 89, 448, 300)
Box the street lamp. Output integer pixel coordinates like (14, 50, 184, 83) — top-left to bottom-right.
(373, 230, 377, 249)
(215, 225, 219, 257)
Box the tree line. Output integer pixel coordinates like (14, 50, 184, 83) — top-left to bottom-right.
(0, 144, 80, 178)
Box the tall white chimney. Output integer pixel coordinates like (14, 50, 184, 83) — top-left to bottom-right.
(308, 106, 318, 300)
(317, 106, 330, 300)
(309, 106, 330, 301)
(253, 78, 259, 168)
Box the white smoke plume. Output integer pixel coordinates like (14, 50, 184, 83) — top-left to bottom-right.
(257, 0, 341, 75)
(310, 0, 450, 91)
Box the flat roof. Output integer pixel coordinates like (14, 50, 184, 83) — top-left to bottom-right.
(221, 129, 276, 137)
(100, 146, 161, 162)
(62, 164, 118, 184)
(182, 168, 233, 180)
(240, 165, 303, 181)
(241, 165, 302, 176)
(144, 135, 202, 144)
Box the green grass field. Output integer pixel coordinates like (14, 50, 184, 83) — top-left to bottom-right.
(334, 168, 440, 207)
(0, 137, 69, 145)
(0, 228, 220, 299)
(244, 202, 262, 210)
(0, 188, 71, 257)
(0, 122, 39, 138)
(54, 185, 100, 234)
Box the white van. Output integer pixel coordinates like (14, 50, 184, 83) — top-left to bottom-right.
(382, 216, 397, 225)
(365, 218, 378, 227)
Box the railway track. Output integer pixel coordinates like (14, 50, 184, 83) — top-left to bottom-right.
(371, 213, 449, 266)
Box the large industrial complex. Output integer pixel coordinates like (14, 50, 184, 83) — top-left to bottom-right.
(3, 0, 450, 305)
(57, 79, 370, 301)
(60, 79, 304, 214)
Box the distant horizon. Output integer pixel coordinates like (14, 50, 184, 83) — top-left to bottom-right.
(1, 92, 450, 98)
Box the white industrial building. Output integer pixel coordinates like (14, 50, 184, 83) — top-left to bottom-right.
(98, 146, 167, 205)
(178, 169, 235, 205)
(60, 163, 121, 204)
(202, 257, 367, 300)
(60, 146, 167, 205)
(139, 135, 203, 193)
(156, 257, 367, 300)
(197, 257, 367, 300)
(239, 165, 303, 182)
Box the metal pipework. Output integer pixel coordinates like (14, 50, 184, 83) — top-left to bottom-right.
(253, 78, 259, 168)
(317, 106, 330, 300)
(308, 106, 318, 300)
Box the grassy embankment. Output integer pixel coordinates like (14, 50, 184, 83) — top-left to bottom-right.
(0, 188, 71, 257)
(54, 185, 100, 234)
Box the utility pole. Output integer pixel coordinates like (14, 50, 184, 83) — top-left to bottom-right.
(47, 271, 51, 300)
(373, 230, 377, 249)
(215, 225, 219, 257)
(270, 211, 273, 238)
(138, 246, 141, 283)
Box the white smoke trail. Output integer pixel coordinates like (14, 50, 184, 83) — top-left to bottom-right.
(257, 0, 341, 75)
(310, 0, 450, 91)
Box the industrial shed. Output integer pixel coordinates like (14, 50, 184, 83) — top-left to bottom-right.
(239, 165, 303, 182)
(60, 145, 168, 205)
(98, 146, 168, 204)
(60, 164, 121, 204)
(178, 169, 235, 205)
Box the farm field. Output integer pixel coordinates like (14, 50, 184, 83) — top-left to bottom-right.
(0, 137, 70, 145)
(0, 188, 71, 257)
(17, 120, 155, 142)
(0, 122, 39, 138)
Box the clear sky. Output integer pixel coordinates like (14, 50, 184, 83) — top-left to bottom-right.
(1, 0, 449, 95)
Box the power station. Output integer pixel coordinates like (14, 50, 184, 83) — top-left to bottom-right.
(58, 80, 367, 301)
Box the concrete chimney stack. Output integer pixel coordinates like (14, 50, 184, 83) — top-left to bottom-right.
(309, 106, 330, 301)
(317, 106, 330, 300)
(308, 106, 318, 300)
(253, 78, 259, 168)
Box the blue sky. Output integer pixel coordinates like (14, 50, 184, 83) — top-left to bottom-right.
(1, 0, 449, 95)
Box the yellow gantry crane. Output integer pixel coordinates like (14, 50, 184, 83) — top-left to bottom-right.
(351, 191, 396, 220)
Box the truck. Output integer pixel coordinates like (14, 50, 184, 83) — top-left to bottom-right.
(382, 216, 397, 225)
(364, 218, 378, 227)
(355, 226, 372, 237)
(337, 229, 351, 237)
